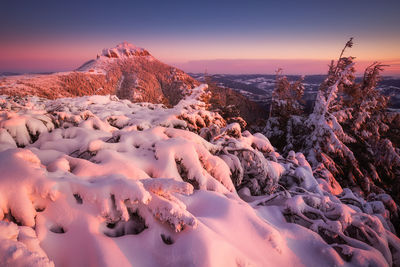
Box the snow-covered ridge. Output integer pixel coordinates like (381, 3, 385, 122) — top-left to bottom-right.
(101, 42, 151, 59)
(1, 85, 400, 266)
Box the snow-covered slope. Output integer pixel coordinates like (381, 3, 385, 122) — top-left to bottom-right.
(0, 42, 198, 105)
(0, 42, 265, 125)
(1, 85, 399, 266)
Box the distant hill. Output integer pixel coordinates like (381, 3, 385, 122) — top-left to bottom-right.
(0, 42, 267, 125)
(0, 42, 198, 106)
(192, 73, 400, 110)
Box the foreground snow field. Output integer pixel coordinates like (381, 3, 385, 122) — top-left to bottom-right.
(0, 85, 399, 266)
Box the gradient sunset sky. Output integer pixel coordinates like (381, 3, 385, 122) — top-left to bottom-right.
(1, 0, 399, 75)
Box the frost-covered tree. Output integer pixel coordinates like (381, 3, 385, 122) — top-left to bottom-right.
(337, 62, 400, 210)
(306, 46, 399, 201)
(264, 70, 305, 153)
(304, 39, 361, 190)
(267, 38, 400, 231)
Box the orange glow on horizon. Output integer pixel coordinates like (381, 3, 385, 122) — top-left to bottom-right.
(0, 37, 399, 75)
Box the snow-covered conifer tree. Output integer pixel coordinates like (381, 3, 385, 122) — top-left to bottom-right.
(265, 69, 305, 153)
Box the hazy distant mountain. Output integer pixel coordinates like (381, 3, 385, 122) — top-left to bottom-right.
(194, 74, 400, 110)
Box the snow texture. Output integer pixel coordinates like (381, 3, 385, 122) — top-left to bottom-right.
(1, 84, 400, 266)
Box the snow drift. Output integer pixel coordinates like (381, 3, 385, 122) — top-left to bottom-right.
(0, 84, 399, 266)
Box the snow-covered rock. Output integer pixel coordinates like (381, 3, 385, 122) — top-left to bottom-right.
(101, 42, 151, 59)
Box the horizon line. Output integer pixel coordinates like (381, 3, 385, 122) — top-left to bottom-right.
(2, 70, 400, 78)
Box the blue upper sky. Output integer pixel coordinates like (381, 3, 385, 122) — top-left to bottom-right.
(1, 0, 399, 74)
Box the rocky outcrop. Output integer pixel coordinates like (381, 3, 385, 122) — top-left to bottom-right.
(101, 42, 151, 59)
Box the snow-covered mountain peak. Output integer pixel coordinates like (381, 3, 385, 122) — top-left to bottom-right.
(77, 41, 156, 74)
(101, 41, 151, 59)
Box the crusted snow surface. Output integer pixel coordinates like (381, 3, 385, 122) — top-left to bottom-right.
(1, 84, 400, 266)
